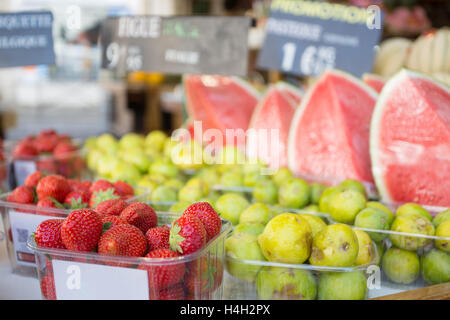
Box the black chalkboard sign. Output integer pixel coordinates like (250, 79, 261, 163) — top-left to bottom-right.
(100, 16, 251, 76)
(0, 11, 55, 68)
(258, 0, 383, 77)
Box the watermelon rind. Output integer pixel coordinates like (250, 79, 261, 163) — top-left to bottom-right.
(370, 68, 450, 206)
(287, 69, 378, 186)
(275, 81, 304, 105)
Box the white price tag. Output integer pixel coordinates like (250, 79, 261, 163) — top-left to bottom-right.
(14, 160, 37, 186)
(52, 260, 150, 300)
(9, 210, 55, 266)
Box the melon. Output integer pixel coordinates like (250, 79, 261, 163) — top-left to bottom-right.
(247, 84, 298, 168)
(370, 69, 450, 208)
(373, 37, 412, 77)
(287, 69, 378, 185)
(275, 81, 303, 105)
(183, 75, 260, 146)
(362, 73, 386, 93)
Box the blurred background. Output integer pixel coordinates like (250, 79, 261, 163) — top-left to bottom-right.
(0, 0, 448, 140)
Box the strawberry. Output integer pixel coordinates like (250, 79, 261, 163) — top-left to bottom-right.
(89, 179, 117, 194)
(146, 225, 170, 251)
(35, 219, 65, 249)
(36, 175, 70, 202)
(119, 202, 157, 234)
(61, 209, 103, 252)
(114, 180, 134, 196)
(183, 202, 221, 241)
(40, 273, 56, 300)
(149, 283, 185, 300)
(12, 141, 38, 158)
(138, 249, 185, 289)
(36, 197, 64, 216)
(53, 141, 76, 157)
(68, 179, 91, 193)
(95, 199, 128, 216)
(100, 215, 128, 229)
(64, 191, 89, 209)
(34, 134, 59, 153)
(169, 215, 206, 255)
(9, 186, 35, 204)
(24, 171, 44, 189)
(98, 224, 147, 257)
(89, 188, 120, 208)
(36, 159, 58, 175)
(184, 256, 223, 297)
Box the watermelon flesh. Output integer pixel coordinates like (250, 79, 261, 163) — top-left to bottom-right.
(370, 70, 450, 207)
(362, 73, 386, 93)
(247, 86, 297, 168)
(288, 70, 378, 185)
(184, 75, 260, 146)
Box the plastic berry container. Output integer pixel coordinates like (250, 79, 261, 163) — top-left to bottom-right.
(0, 188, 149, 277)
(4, 139, 89, 190)
(27, 212, 232, 300)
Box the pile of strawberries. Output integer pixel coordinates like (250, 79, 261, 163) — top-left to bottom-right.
(34, 201, 223, 300)
(6, 171, 135, 212)
(11, 129, 85, 178)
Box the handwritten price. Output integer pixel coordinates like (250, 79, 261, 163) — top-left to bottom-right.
(105, 42, 143, 71)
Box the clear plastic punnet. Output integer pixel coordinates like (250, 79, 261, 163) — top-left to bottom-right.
(224, 236, 380, 300)
(0, 188, 150, 277)
(27, 213, 232, 300)
(3, 139, 89, 190)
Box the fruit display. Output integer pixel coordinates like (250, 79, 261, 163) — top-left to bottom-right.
(370, 69, 450, 208)
(4, 129, 87, 188)
(0, 171, 147, 276)
(28, 202, 231, 300)
(287, 70, 378, 188)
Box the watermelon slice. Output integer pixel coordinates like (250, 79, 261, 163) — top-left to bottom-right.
(183, 75, 260, 146)
(288, 69, 378, 186)
(275, 81, 304, 105)
(370, 69, 450, 207)
(362, 73, 386, 93)
(247, 84, 299, 168)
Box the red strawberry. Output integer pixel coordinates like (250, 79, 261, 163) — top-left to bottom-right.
(120, 202, 157, 234)
(64, 191, 89, 208)
(114, 180, 134, 196)
(34, 135, 59, 153)
(68, 179, 91, 193)
(36, 159, 58, 174)
(40, 273, 56, 300)
(36, 197, 63, 216)
(138, 249, 185, 289)
(146, 225, 170, 251)
(12, 141, 38, 158)
(184, 256, 223, 297)
(183, 202, 221, 241)
(24, 171, 44, 189)
(53, 141, 76, 157)
(100, 215, 128, 229)
(36, 175, 70, 202)
(89, 188, 120, 208)
(9, 186, 35, 204)
(95, 199, 128, 216)
(89, 179, 117, 194)
(35, 219, 65, 249)
(61, 209, 103, 252)
(38, 129, 57, 137)
(149, 283, 185, 300)
(98, 224, 147, 257)
(169, 215, 206, 255)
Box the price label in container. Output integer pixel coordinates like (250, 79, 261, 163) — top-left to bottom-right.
(0, 11, 55, 68)
(257, 0, 383, 77)
(52, 260, 149, 300)
(100, 16, 250, 76)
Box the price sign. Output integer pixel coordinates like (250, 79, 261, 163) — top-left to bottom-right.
(258, 0, 383, 77)
(0, 11, 55, 68)
(100, 16, 251, 76)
